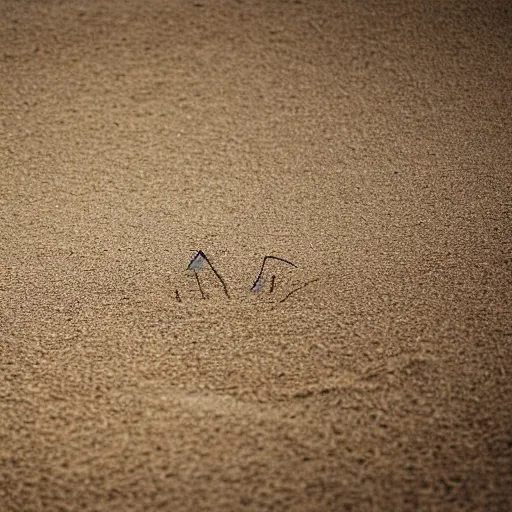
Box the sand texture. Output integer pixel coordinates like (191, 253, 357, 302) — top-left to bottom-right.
(1, 0, 511, 510)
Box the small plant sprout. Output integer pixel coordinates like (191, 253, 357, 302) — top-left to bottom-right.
(186, 250, 230, 299)
(175, 251, 311, 303)
(251, 255, 297, 293)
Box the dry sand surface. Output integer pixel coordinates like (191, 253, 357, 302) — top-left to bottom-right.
(1, 0, 511, 510)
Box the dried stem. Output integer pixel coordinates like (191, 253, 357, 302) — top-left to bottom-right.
(187, 250, 230, 298)
(194, 270, 206, 299)
(251, 255, 297, 291)
(279, 278, 319, 303)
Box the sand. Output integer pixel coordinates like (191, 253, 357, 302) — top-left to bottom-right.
(1, 0, 511, 510)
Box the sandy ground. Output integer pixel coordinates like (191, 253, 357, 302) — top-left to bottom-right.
(1, 0, 511, 510)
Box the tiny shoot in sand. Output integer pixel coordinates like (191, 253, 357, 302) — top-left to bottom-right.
(251, 255, 297, 294)
(186, 250, 230, 299)
(174, 251, 313, 303)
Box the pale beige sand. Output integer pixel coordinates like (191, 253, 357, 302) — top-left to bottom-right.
(1, 1, 511, 510)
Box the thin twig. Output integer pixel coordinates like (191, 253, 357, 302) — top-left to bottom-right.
(175, 289, 182, 303)
(187, 250, 230, 298)
(204, 255, 230, 298)
(251, 255, 297, 291)
(270, 275, 276, 293)
(279, 278, 319, 304)
(194, 270, 206, 299)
